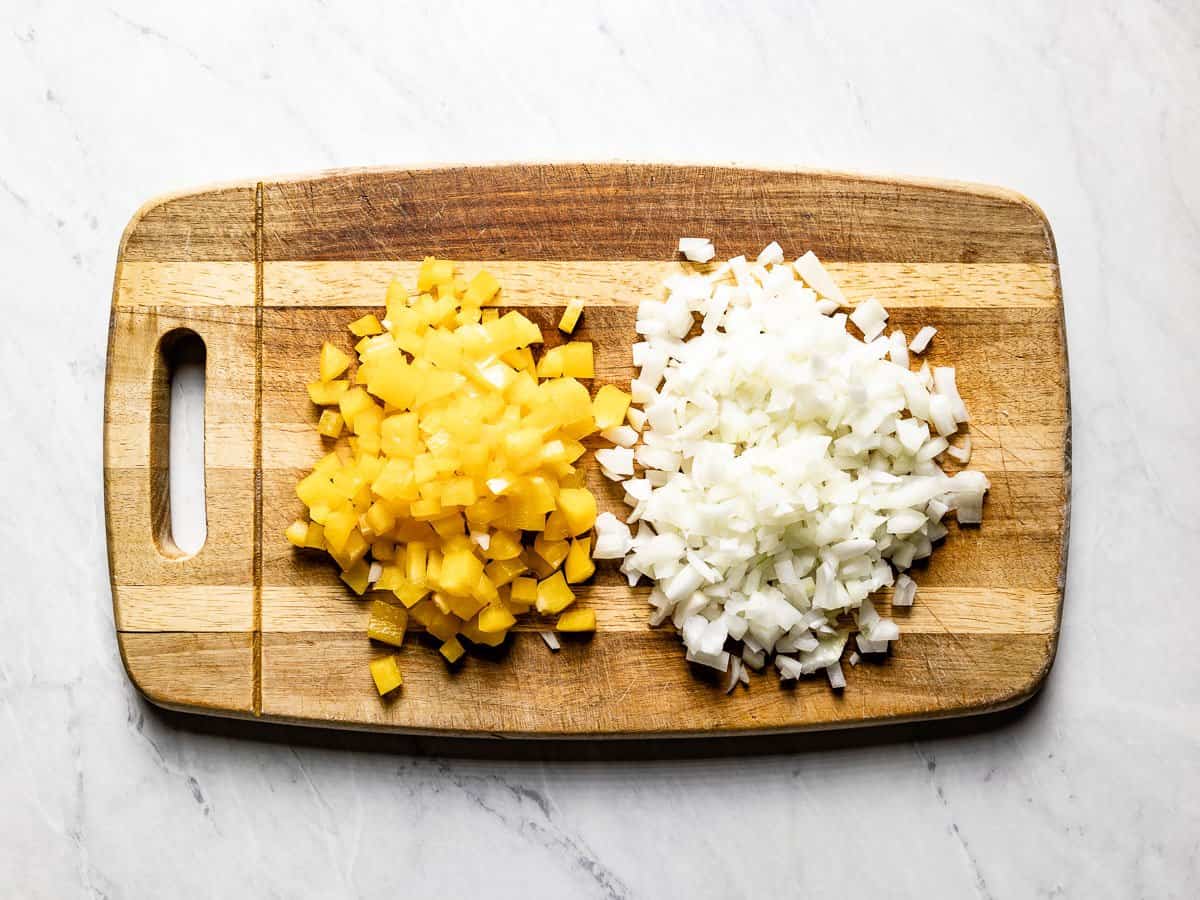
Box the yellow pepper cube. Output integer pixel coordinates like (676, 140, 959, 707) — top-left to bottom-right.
(485, 530, 523, 561)
(303, 522, 326, 550)
(430, 512, 465, 540)
(338, 387, 375, 430)
(445, 592, 486, 621)
(557, 488, 597, 535)
(481, 309, 499, 324)
(535, 571, 575, 615)
(405, 541, 428, 584)
(556, 609, 596, 632)
(380, 413, 420, 457)
(501, 347, 535, 372)
(369, 654, 404, 696)
(349, 314, 384, 337)
(522, 548, 556, 580)
(508, 576, 537, 608)
(536, 345, 566, 378)
(307, 379, 349, 406)
(285, 520, 309, 547)
(323, 507, 358, 553)
(471, 565, 499, 597)
(533, 534, 569, 570)
(319, 341, 352, 381)
(363, 501, 396, 538)
(463, 269, 501, 306)
(478, 603, 516, 634)
(561, 342, 594, 378)
(340, 559, 371, 595)
(393, 580, 429, 608)
(542, 510, 570, 541)
(460, 615, 506, 647)
(504, 429, 542, 470)
(558, 299, 584, 334)
(367, 600, 409, 647)
(410, 498, 445, 520)
(484, 557, 527, 587)
(592, 384, 632, 431)
(408, 599, 461, 641)
(440, 636, 466, 663)
(440, 549, 484, 596)
(440, 477, 478, 508)
(317, 409, 344, 438)
(385, 279, 409, 316)
(564, 537, 595, 584)
(560, 416, 596, 440)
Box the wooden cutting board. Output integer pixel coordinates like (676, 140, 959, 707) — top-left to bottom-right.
(105, 164, 1069, 737)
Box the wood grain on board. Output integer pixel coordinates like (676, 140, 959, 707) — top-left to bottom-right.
(104, 164, 1068, 737)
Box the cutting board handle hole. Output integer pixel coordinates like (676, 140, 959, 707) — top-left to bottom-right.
(151, 329, 207, 559)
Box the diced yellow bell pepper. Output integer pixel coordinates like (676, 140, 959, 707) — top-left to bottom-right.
(558, 299, 584, 334)
(542, 510, 570, 541)
(369, 654, 404, 696)
(285, 519, 309, 547)
(440, 548, 484, 596)
(485, 530, 523, 560)
(484, 556, 527, 587)
(463, 269, 501, 306)
(556, 608, 596, 632)
(440, 636, 466, 663)
(557, 488, 597, 536)
(533, 534, 569, 570)
(303, 522, 325, 550)
(509, 576, 538, 608)
(564, 537, 595, 583)
(408, 599, 460, 642)
(444, 591, 486, 621)
(440, 477, 478, 508)
(363, 501, 396, 538)
(536, 345, 566, 378)
(349, 314, 384, 337)
(535, 571, 575, 614)
(561, 342, 594, 378)
(367, 600, 409, 647)
(592, 384, 632, 431)
(478, 603, 516, 634)
(308, 379, 350, 406)
(317, 409, 344, 438)
(319, 341, 352, 381)
(459, 614, 506, 647)
(340, 559, 371, 595)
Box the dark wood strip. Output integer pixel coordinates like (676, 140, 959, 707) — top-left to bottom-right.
(258, 630, 1054, 736)
(121, 186, 256, 261)
(263, 165, 1054, 263)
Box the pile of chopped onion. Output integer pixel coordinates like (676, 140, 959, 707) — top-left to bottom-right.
(593, 242, 989, 688)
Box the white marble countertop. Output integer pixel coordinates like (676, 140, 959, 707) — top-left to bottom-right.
(4, 1, 1199, 896)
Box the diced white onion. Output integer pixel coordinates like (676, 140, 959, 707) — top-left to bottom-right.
(605, 241, 988, 692)
(678, 237, 716, 263)
(909, 325, 937, 354)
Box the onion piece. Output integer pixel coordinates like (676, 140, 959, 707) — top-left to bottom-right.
(678, 237, 715, 263)
(909, 325, 937, 354)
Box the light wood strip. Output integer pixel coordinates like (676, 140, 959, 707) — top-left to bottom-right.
(262, 260, 1060, 310)
(260, 584, 1057, 635)
(254, 420, 1065, 474)
(116, 585, 254, 631)
(117, 261, 254, 309)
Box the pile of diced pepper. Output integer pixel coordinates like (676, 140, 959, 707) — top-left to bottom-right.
(285, 258, 633, 697)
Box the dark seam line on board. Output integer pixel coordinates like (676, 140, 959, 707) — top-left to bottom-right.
(253, 182, 264, 716)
